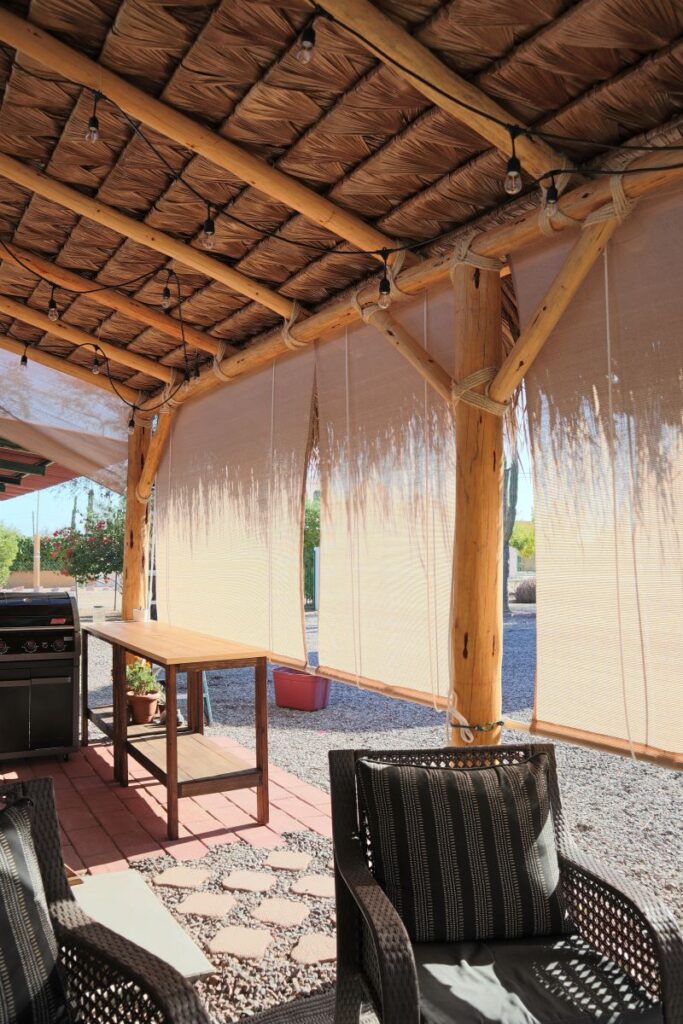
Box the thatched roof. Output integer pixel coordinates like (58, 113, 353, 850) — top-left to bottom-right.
(0, 0, 681, 398)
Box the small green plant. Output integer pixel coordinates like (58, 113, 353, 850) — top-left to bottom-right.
(125, 658, 159, 695)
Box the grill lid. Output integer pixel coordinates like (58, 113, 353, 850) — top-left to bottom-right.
(0, 591, 75, 629)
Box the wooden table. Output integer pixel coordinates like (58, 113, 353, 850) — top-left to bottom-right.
(82, 621, 268, 839)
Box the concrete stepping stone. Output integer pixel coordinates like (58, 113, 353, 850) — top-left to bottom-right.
(222, 869, 275, 893)
(209, 925, 272, 960)
(153, 866, 211, 890)
(177, 892, 236, 919)
(291, 874, 335, 898)
(252, 898, 309, 928)
(291, 933, 336, 965)
(265, 849, 312, 872)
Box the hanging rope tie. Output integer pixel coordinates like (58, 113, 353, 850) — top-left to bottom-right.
(384, 249, 410, 302)
(212, 339, 234, 381)
(281, 301, 307, 350)
(538, 203, 582, 237)
(451, 366, 508, 417)
(159, 376, 180, 409)
(449, 232, 505, 278)
(583, 174, 636, 227)
(350, 289, 381, 324)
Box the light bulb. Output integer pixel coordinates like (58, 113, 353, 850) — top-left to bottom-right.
(161, 285, 171, 309)
(545, 179, 559, 216)
(127, 413, 135, 435)
(202, 216, 216, 250)
(504, 156, 523, 196)
(92, 358, 102, 375)
(378, 272, 391, 309)
(20, 349, 28, 367)
(85, 115, 99, 144)
(47, 300, 59, 322)
(295, 25, 315, 64)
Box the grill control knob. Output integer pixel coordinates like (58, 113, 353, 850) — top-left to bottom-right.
(52, 638, 66, 652)
(0, 640, 8, 655)
(23, 640, 38, 653)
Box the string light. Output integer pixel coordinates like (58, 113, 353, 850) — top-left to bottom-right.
(127, 410, 136, 435)
(378, 250, 391, 309)
(544, 175, 559, 216)
(202, 204, 216, 250)
(20, 344, 28, 368)
(295, 24, 316, 64)
(47, 284, 59, 322)
(85, 91, 100, 144)
(504, 127, 523, 196)
(161, 284, 171, 309)
(91, 356, 102, 375)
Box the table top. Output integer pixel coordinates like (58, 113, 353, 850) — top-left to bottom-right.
(83, 619, 267, 666)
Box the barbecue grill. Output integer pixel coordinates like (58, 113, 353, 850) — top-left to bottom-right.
(0, 590, 80, 760)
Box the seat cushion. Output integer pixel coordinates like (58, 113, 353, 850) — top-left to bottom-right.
(356, 751, 568, 943)
(0, 797, 71, 1023)
(414, 935, 662, 1024)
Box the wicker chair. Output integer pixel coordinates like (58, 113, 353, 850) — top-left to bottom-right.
(0, 777, 210, 1023)
(329, 743, 683, 1024)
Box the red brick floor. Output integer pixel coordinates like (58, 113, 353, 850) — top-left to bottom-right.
(0, 739, 332, 873)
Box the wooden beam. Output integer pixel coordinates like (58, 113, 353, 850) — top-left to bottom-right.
(2, 244, 231, 357)
(489, 219, 620, 403)
(122, 422, 151, 621)
(363, 307, 452, 403)
(317, 0, 561, 180)
(0, 8, 396, 260)
(0, 152, 294, 319)
(0, 292, 174, 382)
(0, 458, 47, 475)
(136, 410, 175, 504)
(142, 145, 683, 410)
(0, 332, 140, 404)
(450, 261, 503, 746)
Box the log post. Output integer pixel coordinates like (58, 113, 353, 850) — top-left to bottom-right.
(450, 262, 503, 746)
(122, 422, 151, 622)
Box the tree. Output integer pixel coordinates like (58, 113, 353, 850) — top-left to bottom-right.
(55, 499, 125, 585)
(11, 534, 66, 572)
(0, 524, 19, 586)
(502, 456, 519, 617)
(510, 520, 535, 560)
(303, 495, 320, 608)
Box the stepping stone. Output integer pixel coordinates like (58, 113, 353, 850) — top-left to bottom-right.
(252, 898, 309, 928)
(177, 892, 236, 919)
(209, 925, 272, 960)
(222, 869, 275, 893)
(291, 874, 335, 898)
(153, 866, 211, 890)
(265, 849, 312, 872)
(291, 933, 336, 965)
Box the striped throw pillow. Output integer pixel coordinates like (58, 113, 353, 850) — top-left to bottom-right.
(356, 752, 570, 943)
(0, 798, 71, 1023)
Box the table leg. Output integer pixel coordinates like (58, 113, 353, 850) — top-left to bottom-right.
(112, 644, 128, 786)
(166, 665, 179, 840)
(187, 669, 204, 735)
(255, 657, 269, 825)
(81, 631, 89, 747)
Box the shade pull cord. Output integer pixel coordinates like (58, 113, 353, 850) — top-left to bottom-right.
(449, 232, 505, 276)
(281, 301, 307, 350)
(451, 366, 508, 417)
(212, 339, 234, 381)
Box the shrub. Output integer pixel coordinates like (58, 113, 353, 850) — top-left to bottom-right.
(514, 577, 536, 603)
(0, 524, 19, 585)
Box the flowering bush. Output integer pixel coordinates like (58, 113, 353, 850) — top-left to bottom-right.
(55, 503, 124, 584)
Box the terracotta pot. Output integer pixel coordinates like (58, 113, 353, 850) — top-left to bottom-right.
(273, 668, 331, 711)
(128, 691, 159, 725)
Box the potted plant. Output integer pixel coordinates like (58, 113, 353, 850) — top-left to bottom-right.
(125, 659, 161, 725)
(272, 666, 331, 711)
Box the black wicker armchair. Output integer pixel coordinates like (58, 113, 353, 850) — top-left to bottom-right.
(0, 777, 210, 1024)
(329, 744, 683, 1024)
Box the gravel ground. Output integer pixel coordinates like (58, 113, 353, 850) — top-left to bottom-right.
(86, 608, 682, 923)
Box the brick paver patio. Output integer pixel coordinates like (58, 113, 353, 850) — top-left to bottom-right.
(0, 738, 332, 874)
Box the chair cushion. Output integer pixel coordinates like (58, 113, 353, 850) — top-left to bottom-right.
(0, 797, 71, 1023)
(356, 751, 569, 943)
(413, 935, 662, 1024)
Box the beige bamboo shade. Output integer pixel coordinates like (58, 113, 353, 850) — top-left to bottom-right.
(316, 283, 456, 706)
(154, 351, 314, 666)
(512, 190, 683, 767)
(0, 349, 128, 491)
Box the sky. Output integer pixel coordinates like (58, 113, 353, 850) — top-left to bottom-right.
(0, 447, 534, 536)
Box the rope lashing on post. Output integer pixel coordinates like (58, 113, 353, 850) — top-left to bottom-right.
(451, 366, 508, 417)
(212, 339, 235, 381)
(281, 301, 307, 350)
(538, 204, 582, 236)
(350, 289, 382, 324)
(384, 249, 410, 302)
(450, 719, 505, 734)
(583, 174, 636, 227)
(449, 232, 505, 276)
